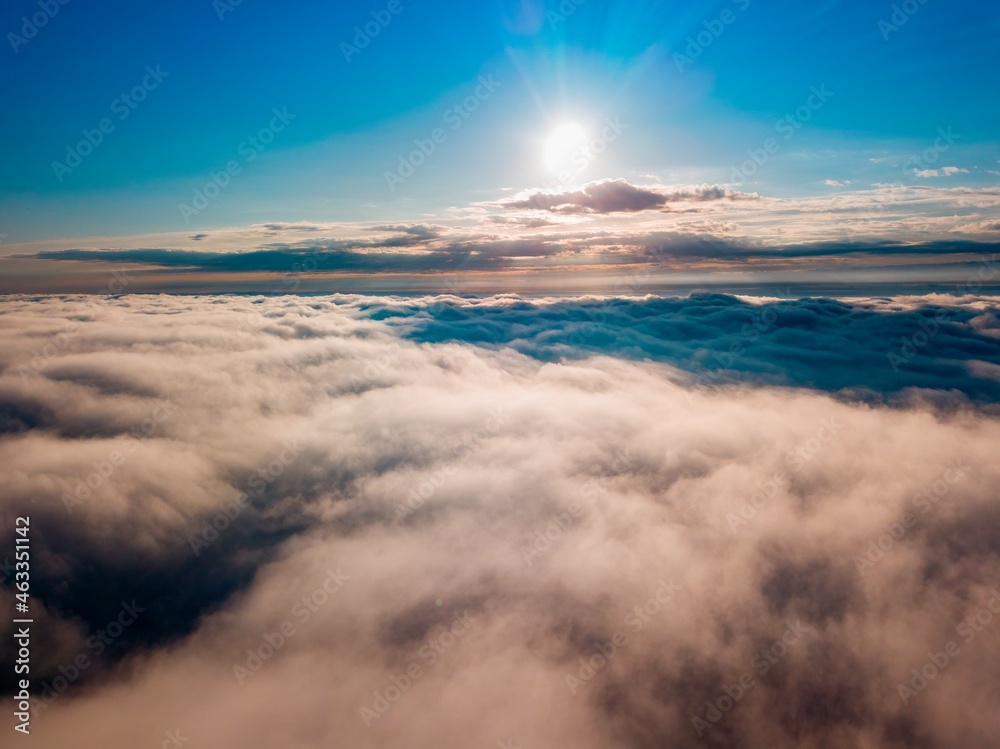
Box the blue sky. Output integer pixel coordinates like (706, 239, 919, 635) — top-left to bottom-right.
(0, 0, 998, 291)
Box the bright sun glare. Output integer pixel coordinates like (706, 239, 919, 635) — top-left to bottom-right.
(544, 122, 589, 175)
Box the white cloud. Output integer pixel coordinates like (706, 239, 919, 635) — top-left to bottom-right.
(2, 294, 1000, 748)
(914, 166, 970, 178)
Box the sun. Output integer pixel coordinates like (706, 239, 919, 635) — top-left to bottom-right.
(544, 122, 589, 175)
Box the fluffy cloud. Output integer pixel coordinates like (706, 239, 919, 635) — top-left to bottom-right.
(395, 293, 1000, 401)
(5, 184, 1000, 293)
(1, 294, 1000, 748)
(914, 167, 970, 178)
(500, 179, 759, 214)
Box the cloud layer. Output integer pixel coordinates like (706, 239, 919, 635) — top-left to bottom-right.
(499, 179, 760, 214)
(1, 294, 999, 748)
(3, 181, 1000, 295)
(9, 239, 999, 300)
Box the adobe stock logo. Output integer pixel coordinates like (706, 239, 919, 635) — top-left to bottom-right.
(692, 619, 813, 737)
(232, 568, 350, 686)
(177, 107, 295, 223)
(341, 0, 404, 63)
(214, 0, 244, 21)
(7, 0, 71, 53)
(359, 609, 477, 726)
(564, 579, 681, 696)
(673, 0, 751, 71)
(730, 85, 833, 185)
(897, 591, 1000, 705)
(51, 66, 169, 182)
(877, 0, 930, 41)
(383, 75, 501, 192)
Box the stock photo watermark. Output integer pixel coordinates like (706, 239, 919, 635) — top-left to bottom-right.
(542, 116, 627, 190)
(887, 254, 1000, 371)
(685, 298, 793, 394)
(159, 729, 190, 748)
(564, 579, 681, 695)
(188, 437, 305, 554)
(692, 619, 813, 737)
(17, 271, 130, 381)
(359, 608, 477, 726)
(384, 75, 501, 191)
(51, 66, 169, 182)
(886, 309, 950, 372)
(178, 107, 295, 223)
(724, 416, 843, 532)
(341, 0, 405, 63)
(396, 407, 509, 520)
(546, 0, 587, 29)
(233, 568, 350, 685)
(33, 601, 145, 715)
(8, 0, 71, 53)
(61, 399, 179, 514)
(214, 0, 245, 21)
(902, 127, 961, 177)
(877, 0, 930, 41)
(897, 590, 1000, 705)
(520, 447, 632, 565)
(853, 459, 970, 576)
(673, 0, 751, 71)
(730, 85, 833, 184)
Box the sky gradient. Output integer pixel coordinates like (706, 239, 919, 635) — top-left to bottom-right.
(1, 0, 998, 293)
(4, 5, 1000, 747)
